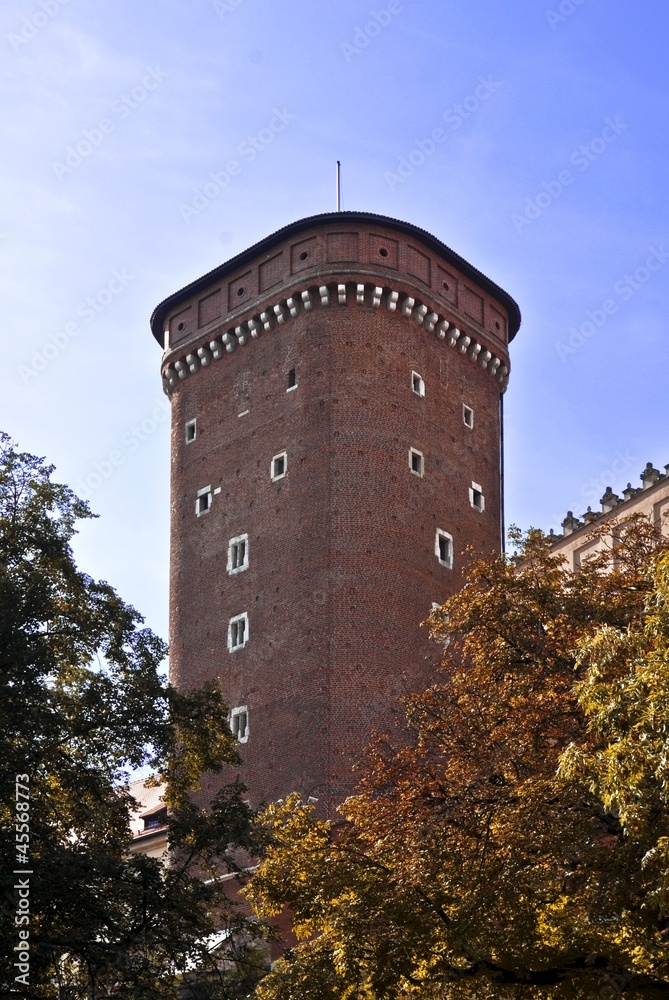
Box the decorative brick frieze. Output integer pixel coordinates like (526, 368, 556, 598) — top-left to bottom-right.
(153, 214, 518, 354)
(161, 280, 510, 396)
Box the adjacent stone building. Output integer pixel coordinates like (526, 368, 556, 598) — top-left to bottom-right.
(550, 461, 669, 568)
(150, 211, 521, 816)
(127, 777, 167, 859)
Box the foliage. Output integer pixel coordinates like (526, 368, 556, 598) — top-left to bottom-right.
(246, 518, 669, 998)
(0, 433, 268, 999)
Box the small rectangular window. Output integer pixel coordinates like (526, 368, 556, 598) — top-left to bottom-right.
(227, 534, 249, 574)
(463, 405, 474, 429)
(469, 482, 485, 512)
(409, 448, 424, 477)
(232, 619, 245, 646)
(228, 613, 248, 652)
(411, 371, 425, 397)
(435, 529, 453, 569)
(230, 706, 249, 743)
(271, 452, 288, 481)
(195, 486, 212, 516)
(143, 807, 167, 830)
(287, 368, 297, 391)
(185, 418, 197, 443)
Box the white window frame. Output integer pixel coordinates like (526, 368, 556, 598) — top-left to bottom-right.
(271, 451, 288, 482)
(185, 418, 197, 444)
(411, 371, 425, 397)
(227, 533, 249, 575)
(409, 447, 424, 478)
(435, 529, 454, 569)
(287, 368, 297, 392)
(469, 482, 485, 512)
(230, 705, 249, 744)
(463, 404, 474, 429)
(228, 613, 249, 652)
(195, 486, 212, 517)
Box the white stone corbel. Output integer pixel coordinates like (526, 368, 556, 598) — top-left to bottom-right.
(488, 357, 501, 375)
(387, 290, 399, 312)
(496, 364, 509, 383)
(456, 334, 471, 354)
(286, 297, 299, 318)
(424, 312, 439, 333)
(434, 319, 449, 340)
(248, 319, 261, 339)
(174, 360, 189, 379)
(235, 325, 248, 345)
(372, 287, 383, 308)
(447, 327, 460, 347)
(163, 367, 178, 386)
(186, 353, 200, 373)
(401, 296, 415, 317)
(467, 341, 481, 361)
(222, 332, 237, 352)
(197, 346, 211, 366)
(319, 285, 330, 307)
(260, 311, 273, 332)
(356, 284, 365, 305)
(413, 304, 428, 325)
(301, 290, 313, 311)
(209, 339, 224, 360)
(162, 378, 171, 395)
(273, 304, 287, 325)
(338, 284, 347, 305)
(477, 349, 492, 368)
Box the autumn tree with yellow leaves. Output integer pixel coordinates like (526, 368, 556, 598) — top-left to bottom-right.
(246, 517, 669, 999)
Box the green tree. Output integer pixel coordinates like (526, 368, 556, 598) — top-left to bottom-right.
(0, 433, 268, 999)
(246, 518, 669, 999)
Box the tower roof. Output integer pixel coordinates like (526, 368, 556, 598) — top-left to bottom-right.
(150, 211, 521, 347)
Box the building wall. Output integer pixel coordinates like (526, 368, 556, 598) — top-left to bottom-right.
(153, 213, 520, 816)
(127, 777, 167, 859)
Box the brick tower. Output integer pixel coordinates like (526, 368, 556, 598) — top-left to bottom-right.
(151, 212, 521, 817)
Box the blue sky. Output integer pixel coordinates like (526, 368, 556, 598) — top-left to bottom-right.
(2, 0, 667, 642)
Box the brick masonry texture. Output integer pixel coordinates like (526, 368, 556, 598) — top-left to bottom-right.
(157, 216, 517, 818)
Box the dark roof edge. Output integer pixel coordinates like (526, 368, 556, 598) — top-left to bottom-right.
(150, 211, 522, 347)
